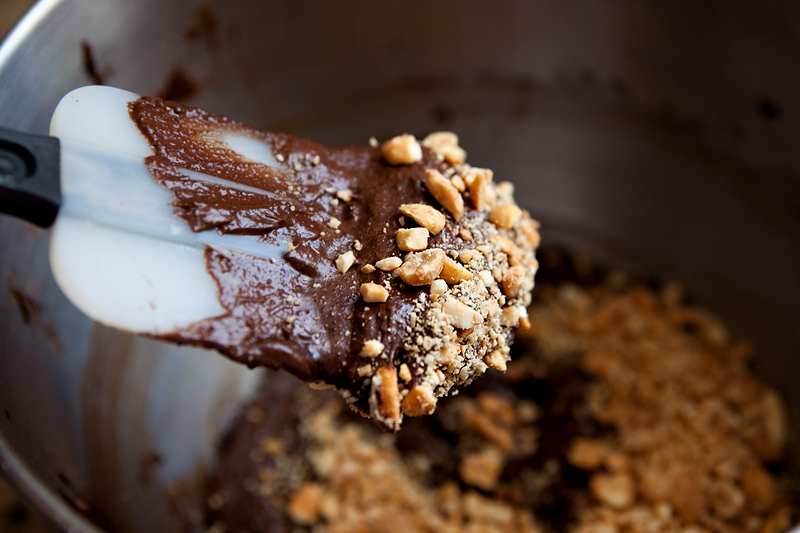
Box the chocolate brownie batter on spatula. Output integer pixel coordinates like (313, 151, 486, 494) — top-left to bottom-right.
(52, 87, 540, 431)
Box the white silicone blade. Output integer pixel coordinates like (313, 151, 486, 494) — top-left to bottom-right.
(49, 86, 285, 334)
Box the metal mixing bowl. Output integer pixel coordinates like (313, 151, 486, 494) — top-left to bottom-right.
(2, 1, 799, 531)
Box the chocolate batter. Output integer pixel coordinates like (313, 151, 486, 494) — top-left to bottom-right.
(129, 97, 539, 430)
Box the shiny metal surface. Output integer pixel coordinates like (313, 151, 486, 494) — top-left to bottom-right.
(1, 1, 799, 531)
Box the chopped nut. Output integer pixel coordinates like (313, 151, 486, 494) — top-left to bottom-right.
(519, 215, 541, 248)
(430, 279, 448, 295)
(335, 251, 356, 273)
(287, 242, 296, 251)
(380, 134, 422, 165)
(370, 367, 401, 431)
(422, 131, 467, 164)
(361, 339, 385, 358)
(425, 169, 464, 220)
(361, 264, 376, 273)
(443, 297, 482, 329)
(336, 189, 353, 202)
(328, 217, 341, 229)
(396, 249, 446, 286)
(287, 483, 324, 525)
(399, 204, 447, 234)
(357, 364, 373, 377)
(500, 306, 521, 327)
(489, 204, 522, 230)
(398, 363, 412, 382)
(261, 438, 283, 455)
(401, 384, 438, 416)
(459, 228, 473, 241)
(459, 249, 479, 264)
(485, 350, 508, 371)
(375, 257, 403, 271)
(396, 227, 430, 251)
(476, 393, 517, 426)
(496, 181, 514, 200)
(671, 470, 707, 522)
(451, 175, 466, 192)
(589, 473, 635, 510)
(502, 266, 526, 298)
(465, 168, 495, 211)
(440, 257, 474, 284)
(492, 234, 519, 255)
(459, 448, 504, 491)
(568, 439, 608, 471)
(708, 480, 745, 519)
(760, 506, 792, 533)
(360, 282, 389, 303)
(741, 464, 777, 513)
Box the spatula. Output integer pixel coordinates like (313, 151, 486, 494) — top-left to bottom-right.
(0, 85, 284, 334)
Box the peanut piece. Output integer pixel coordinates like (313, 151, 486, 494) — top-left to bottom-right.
(671, 471, 707, 521)
(519, 214, 541, 248)
(489, 204, 522, 229)
(440, 257, 473, 284)
(500, 305, 521, 327)
(398, 363, 412, 382)
(466, 168, 495, 211)
(422, 131, 467, 164)
(396, 227, 429, 251)
(360, 282, 389, 303)
(399, 203, 446, 234)
(401, 384, 438, 416)
(741, 464, 777, 513)
(459, 249, 479, 264)
(396, 249, 446, 286)
(430, 279, 448, 295)
(425, 169, 464, 220)
(589, 473, 635, 510)
(459, 448, 504, 491)
(375, 257, 402, 271)
(335, 251, 355, 273)
(370, 367, 401, 431)
(502, 266, 526, 298)
(708, 480, 745, 519)
(443, 297, 482, 329)
(380, 134, 422, 165)
(287, 483, 324, 525)
(492, 234, 518, 255)
(451, 175, 466, 192)
(484, 350, 508, 372)
(568, 438, 608, 471)
(336, 189, 353, 202)
(361, 339, 385, 358)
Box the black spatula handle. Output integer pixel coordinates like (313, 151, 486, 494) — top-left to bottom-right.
(0, 126, 60, 228)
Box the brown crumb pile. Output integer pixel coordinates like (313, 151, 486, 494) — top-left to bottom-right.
(194, 251, 793, 533)
(524, 274, 792, 533)
(275, 395, 542, 533)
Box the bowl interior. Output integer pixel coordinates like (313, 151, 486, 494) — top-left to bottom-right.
(1, 1, 799, 531)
